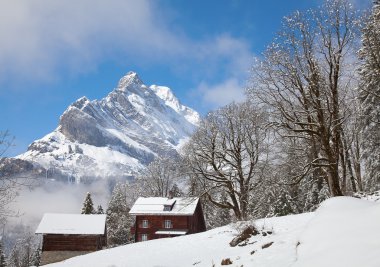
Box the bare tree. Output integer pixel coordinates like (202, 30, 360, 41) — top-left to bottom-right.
(0, 131, 18, 222)
(183, 101, 269, 220)
(0, 131, 13, 157)
(248, 0, 360, 196)
(134, 157, 180, 197)
(7, 232, 40, 267)
(0, 131, 38, 222)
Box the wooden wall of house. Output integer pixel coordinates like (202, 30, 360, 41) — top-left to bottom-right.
(134, 215, 188, 241)
(42, 234, 106, 251)
(188, 202, 206, 234)
(133, 204, 206, 242)
(196, 202, 207, 232)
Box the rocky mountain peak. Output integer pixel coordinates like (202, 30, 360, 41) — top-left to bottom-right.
(17, 72, 200, 181)
(71, 96, 90, 110)
(117, 71, 144, 91)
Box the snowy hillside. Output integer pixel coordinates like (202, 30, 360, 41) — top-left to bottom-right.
(44, 197, 380, 267)
(16, 72, 200, 180)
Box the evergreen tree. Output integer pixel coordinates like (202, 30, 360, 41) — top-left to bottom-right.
(30, 248, 41, 267)
(81, 192, 95, 214)
(200, 199, 218, 229)
(96, 205, 104, 214)
(106, 182, 133, 247)
(8, 234, 37, 267)
(359, 0, 380, 190)
(0, 241, 6, 267)
(215, 192, 231, 227)
(268, 187, 294, 217)
(8, 245, 20, 267)
(170, 183, 183, 197)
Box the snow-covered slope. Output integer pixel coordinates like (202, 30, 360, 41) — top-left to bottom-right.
(17, 72, 199, 180)
(293, 197, 380, 267)
(44, 197, 380, 267)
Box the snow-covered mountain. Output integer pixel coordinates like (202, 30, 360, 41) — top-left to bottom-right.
(16, 71, 200, 181)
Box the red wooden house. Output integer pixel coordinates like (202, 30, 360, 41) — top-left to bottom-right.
(129, 197, 206, 242)
(35, 213, 107, 265)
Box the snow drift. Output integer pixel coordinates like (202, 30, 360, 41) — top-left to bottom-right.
(43, 197, 380, 267)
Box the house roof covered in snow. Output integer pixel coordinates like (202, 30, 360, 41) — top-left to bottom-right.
(35, 213, 107, 235)
(129, 197, 199, 216)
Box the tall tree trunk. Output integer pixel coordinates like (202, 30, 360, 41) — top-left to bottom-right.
(352, 135, 363, 191)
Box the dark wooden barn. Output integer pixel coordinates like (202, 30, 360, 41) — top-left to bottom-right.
(129, 197, 206, 242)
(35, 213, 107, 265)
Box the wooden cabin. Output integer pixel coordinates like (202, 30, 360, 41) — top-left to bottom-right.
(129, 197, 206, 242)
(35, 213, 107, 265)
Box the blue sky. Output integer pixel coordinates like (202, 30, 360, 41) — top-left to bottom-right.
(0, 0, 370, 156)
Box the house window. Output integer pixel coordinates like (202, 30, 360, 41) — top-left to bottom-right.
(141, 234, 148, 241)
(142, 220, 149, 228)
(164, 220, 172, 229)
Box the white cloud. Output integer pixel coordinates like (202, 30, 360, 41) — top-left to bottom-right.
(192, 34, 253, 108)
(0, 0, 254, 92)
(0, 0, 183, 83)
(9, 180, 110, 228)
(197, 78, 246, 107)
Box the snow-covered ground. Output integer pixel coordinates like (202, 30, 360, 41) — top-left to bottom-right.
(293, 197, 380, 267)
(44, 197, 380, 267)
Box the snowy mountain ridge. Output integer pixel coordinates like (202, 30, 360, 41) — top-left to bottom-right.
(16, 71, 200, 180)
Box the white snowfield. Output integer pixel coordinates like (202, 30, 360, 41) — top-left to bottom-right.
(44, 197, 380, 267)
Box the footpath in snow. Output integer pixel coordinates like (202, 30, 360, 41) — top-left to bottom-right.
(44, 197, 380, 267)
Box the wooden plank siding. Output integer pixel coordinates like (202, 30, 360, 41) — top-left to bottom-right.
(42, 234, 106, 251)
(132, 201, 206, 242)
(190, 202, 206, 233)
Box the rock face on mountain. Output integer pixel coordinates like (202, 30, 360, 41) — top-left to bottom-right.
(16, 72, 200, 181)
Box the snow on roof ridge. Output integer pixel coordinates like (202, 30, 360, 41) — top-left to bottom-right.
(129, 197, 199, 216)
(35, 213, 107, 235)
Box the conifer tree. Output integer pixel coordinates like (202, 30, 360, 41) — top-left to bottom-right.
(170, 183, 183, 197)
(215, 193, 231, 227)
(106, 182, 133, 247)
(81, 192, 95, 214)
(269, 188, 294, 217)
(30, 248, 41, 267)
(0, 241, 6, 267)
(96, 205, 104, 214)
(359, 0, 380, 190)
(8, 246, 20, 267)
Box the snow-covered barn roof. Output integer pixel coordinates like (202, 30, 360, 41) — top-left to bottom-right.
(35, 213, 107, 235)
(129, 197, 199, 216)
